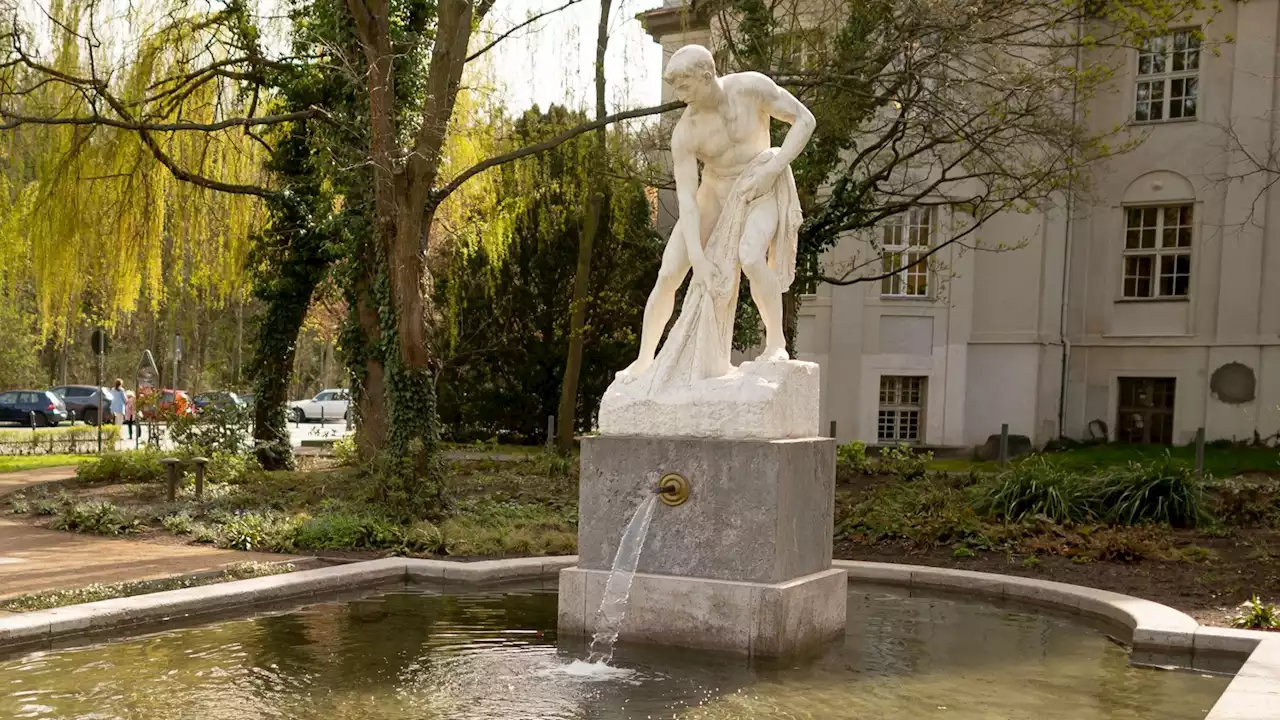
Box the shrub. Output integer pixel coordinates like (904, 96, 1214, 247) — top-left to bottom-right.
(214, 510, 301, 552)
(170, 403, 251, 455)
(206, 451, 261, 485)
(162, 512, 195, 535)
(291, 510, 405, 551)
(76, 450, 166, 485)
(1093, 456, 1206, 528)
(879, 443, 932, 480)
(1229, 595, 1280, 630)
(836, 441, 873, 476)
(332, 435, 359, 467)
(52, 501, 142, 535)
(975, 459, 1091, 524)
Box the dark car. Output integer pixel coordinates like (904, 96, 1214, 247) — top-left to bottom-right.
(49, 384, 118, 424)
(193, 391, 244, 412)
(0, 390, 69, 426)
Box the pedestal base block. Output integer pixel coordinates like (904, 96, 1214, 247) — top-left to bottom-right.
(557, 566, 847, 656)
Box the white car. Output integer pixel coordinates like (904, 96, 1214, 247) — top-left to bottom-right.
(289, 389, 351, 423)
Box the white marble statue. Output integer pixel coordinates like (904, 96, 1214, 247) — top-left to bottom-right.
(597, 44, 821, 439)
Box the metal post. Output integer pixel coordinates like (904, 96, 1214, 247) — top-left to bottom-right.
(29, 411, 36, 431)
(829, 420, 837, 439)
(546, 415, 555, 450)
(162, 458, 181, 502)
(96, 354, 104, 453)
(191, 457, 208, 500)
(1195, 427, 1206, 479)
(999, 423, 1010, 468)
(321, 405, 325, 424)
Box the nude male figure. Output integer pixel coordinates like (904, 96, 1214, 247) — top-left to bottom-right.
(621, 44, 815, 380)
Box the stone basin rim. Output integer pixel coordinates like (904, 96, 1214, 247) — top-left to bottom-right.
(0, 556, 1273, 720)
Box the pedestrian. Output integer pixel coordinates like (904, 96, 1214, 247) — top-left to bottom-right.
(110, 379, 127, 427)
(125, 389, 136, 439)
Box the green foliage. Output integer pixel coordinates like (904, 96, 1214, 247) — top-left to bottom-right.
(1210, 477, 1280, 528)
(434, 105, 662, 443)
(0, 426, 115, 456)
(332, 435, 359, 466)
(51, 501, 142, 535)
(0, 298, 42, 388)
(975, 459, 1092, 524)
(1229, 595, 1280, 630)
(974, 456, 1207, 528)
(1093, 457, 1206, 528)
(170, 403, 252, 456)
(75, 450, 166, 485)
(835, 441, 932, 479)
(0, 562, 295, 612)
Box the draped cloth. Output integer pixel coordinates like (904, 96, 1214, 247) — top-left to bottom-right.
(624, 147, 802, 398)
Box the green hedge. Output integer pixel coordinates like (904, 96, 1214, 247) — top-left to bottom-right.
(0, 426, 118, 456)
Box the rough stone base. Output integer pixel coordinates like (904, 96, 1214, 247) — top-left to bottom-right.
(557, 566, 847, 656)
(597, 360, 819, 439)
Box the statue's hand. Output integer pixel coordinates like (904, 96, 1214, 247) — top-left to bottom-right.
(692, 257, 719, 291)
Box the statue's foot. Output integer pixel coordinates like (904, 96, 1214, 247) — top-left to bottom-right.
(615, 357, 653, 383)
(755, 346, 790, 363)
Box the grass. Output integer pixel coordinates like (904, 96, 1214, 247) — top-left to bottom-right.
(0, 562, 296, 612)
(0, 454, 94, 474)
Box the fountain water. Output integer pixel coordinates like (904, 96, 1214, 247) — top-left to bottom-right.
(585, 492, 659, 664)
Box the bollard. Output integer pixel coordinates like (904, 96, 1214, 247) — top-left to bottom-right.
(546, 415, 555, 450)
(1195, 427, 1206, 479)
(29, 411, 36, 431)
(191, 456, 209, 500)
(829, 420, 837, 439)
(999, 423, 1010, 468)
(161, 458, 182, 502)
(321, 405, 326, 425)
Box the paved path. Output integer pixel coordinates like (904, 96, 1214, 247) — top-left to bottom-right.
(0, 467, 293, 604)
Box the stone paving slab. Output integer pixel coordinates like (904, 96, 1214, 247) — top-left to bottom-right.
(0, 519, 294, 602)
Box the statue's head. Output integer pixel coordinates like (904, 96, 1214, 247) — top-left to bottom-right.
(664, 45, 718, 106)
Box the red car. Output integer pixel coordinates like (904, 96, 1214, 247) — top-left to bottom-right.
(138, 389, 193, 419)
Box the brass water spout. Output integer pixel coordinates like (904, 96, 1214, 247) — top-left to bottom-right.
(655, 473, 690, 506)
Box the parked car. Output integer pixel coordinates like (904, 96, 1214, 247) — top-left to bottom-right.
(138, 389, 193, 419)
(289, 388, 350, 422)
(49, 385, 117, 424)
(0, 390, 69, 426)
(193, 391, 244, 412)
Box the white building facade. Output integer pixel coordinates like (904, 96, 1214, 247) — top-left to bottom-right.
(638, 0, 1280, 449)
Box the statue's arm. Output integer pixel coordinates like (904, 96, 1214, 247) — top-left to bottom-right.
(745, 73, 816, 169)
(671, 125, 710, 280)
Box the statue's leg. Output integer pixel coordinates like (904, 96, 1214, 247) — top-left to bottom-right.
(619, 220, 692, 380)
(739, 197, 787, 362)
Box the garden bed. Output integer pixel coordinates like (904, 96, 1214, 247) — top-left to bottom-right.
(3, 444, 1278, 630)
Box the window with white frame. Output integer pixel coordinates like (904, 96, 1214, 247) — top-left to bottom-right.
(1122, 205, 1192, 299)
(880, 207, 932, 297)
(878, 376, 925, 443)
(1134, 29, 1200, 122)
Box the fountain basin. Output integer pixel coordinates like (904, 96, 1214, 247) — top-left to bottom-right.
(0, 580, 1234, 720)
(0, 557, 1275, 720)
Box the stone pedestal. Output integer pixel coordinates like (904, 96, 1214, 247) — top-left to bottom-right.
(558, 435, 846, 656)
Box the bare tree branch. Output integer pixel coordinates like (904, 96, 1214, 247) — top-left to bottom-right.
(466, 0, 584, 63)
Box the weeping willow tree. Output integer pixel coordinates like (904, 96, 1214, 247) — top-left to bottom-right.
(0, 0, 269, 364)
(3, 0, 677, 511)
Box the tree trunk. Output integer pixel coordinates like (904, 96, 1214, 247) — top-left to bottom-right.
(250, 285, 315, 471)
(556, 0, 612, 453)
